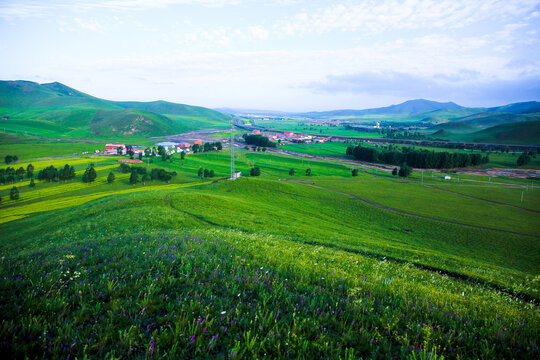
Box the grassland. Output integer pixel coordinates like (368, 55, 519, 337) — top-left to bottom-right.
(1, 149, 538, 359)
(278, 141, 540, 169)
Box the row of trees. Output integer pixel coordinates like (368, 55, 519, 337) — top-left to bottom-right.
(346, 145, 489, 169)
(38, 164, 76, 182)
(245, 146, 268, 152)
(0, 164, 78, 184)
(192, 142, 223, 153)
(243, 134, 277, 148)
(197, 168, 215, 178)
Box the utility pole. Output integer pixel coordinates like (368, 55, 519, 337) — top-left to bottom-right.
(421, 170, 423, 184)
(521, 191, 524, 203)
(230, 118, 235, 179)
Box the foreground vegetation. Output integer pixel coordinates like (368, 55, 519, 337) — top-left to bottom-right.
(1, 147, 539, 359)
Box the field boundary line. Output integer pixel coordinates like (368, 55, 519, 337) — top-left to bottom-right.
(288, 180, 539, 238)
(424, 184, 540, 214)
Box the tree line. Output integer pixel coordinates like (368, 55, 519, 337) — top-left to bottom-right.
(243, 134, 277, 148)
(346, 145, 489, 169)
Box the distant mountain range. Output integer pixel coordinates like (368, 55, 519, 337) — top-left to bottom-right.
(1, 80, 538, 144)
(218, 99, 540, 118)
(217, 99, 463, 117)
(0, 80, 231, 139)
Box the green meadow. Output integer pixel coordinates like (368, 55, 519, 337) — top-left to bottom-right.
(0, 149, 539, 359)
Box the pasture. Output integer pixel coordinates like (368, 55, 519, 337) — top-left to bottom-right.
(0, 149, 538, 359)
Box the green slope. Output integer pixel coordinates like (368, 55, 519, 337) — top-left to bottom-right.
(467, 120, 540, 145)
(115, 100, 231, 123)
(0, 80, 231, 140)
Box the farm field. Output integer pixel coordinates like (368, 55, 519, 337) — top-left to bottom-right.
(1, 149, 539, 359)
(279, 141, 540, 169)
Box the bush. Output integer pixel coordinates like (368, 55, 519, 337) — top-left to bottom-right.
(10, 186, 19, 200)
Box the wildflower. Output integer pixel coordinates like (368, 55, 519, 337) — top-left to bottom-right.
(149, 337, 155, 357)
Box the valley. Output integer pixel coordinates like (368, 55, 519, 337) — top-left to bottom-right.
(1, 82, 539, 359)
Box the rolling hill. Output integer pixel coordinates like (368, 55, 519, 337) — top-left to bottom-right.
(467, 120, 540, 145)
(0, 80, 232, 140)
(303, 99, 462, 117)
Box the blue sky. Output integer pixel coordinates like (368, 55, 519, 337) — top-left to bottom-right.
(1, 0, 539, 111)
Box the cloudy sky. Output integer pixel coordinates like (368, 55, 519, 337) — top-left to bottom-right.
(1, 0, 539, 111)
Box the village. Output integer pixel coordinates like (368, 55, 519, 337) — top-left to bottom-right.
(244, 129, 330, 144)
(102, 129, 333, 162)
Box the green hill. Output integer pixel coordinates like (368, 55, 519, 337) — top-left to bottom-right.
(467, 120, 540, 145)
(0, 80, 231, 140)
(303, 99, 462, 117)
(489, 101, 540, 114)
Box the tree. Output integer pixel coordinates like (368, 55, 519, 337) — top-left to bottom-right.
(29, 178, 35, 188)
(398, 163, 412, 177)
(289, 168, 295, 176)
(204, 169, 210, 178)
(392, 168, 398, 176)
(10, 186, 19, 200)
(16, 167, 25, 181)
(250, 167, 261, 176)
(216, 142, 223, 150)
(198, 167, 203, 178)
(130, 171, 138, 185)
(116, 146, 123, 155)
(107, 172, 115, 184)
(138, 152, 143, 161)
(142, 174, 150, 185)
(192, 144, 200, 153)
(4, 155, 13, 164)
(180, 151, 185, 160)
(82, 167, 97, 183)
(352, 169, 359, 177)
(209, 170, 215, 178)
(517, 153, 531, 166)
(26, 164, 34, 178)
(305, 168, 311, 176)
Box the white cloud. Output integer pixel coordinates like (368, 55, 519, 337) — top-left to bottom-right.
(278, 0, 540, 35)
(73, 17, 101, 31)
(247, 26, 269, 40)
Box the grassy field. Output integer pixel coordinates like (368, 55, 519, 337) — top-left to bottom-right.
(0, 149, 538, 359)
(278, 141, 540, 169)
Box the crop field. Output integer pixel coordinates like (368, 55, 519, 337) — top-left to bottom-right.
(428, 183, 540, 211)
(1, 149, 539, 359)
(0, 141, 105, 160)
(280, 141, 540, 169)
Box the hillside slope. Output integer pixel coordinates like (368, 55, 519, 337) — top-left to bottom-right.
(468, 120, 540, 145)
(0, 80, 231, 139)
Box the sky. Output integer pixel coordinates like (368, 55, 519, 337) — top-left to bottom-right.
(1, 0, 540, 111)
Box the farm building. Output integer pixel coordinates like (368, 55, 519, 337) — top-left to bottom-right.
(118, 159, 143, 164)
(444, 175, 452, 180)
(156, 142, 179, 147)
(105, 143, 126, 155)
(177, 142, 192, 149)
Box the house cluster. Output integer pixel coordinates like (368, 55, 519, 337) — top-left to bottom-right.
(155, 141, 200, 154)
(105, 143, 145, 155)
(247, 130, 329, 144)
(105, 141, 201, 156)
